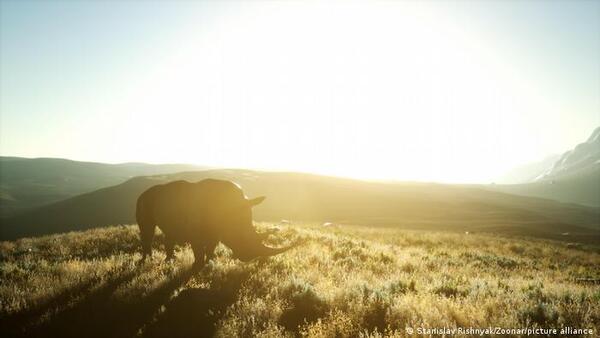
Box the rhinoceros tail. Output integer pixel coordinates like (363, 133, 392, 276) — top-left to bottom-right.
(136, 191, 156, 261)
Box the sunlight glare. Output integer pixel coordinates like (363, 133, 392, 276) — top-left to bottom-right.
(100, 1, 557, 183)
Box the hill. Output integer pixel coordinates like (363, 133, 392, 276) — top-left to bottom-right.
(1, 169, 598, 243)
(490, 127, 600, 207)
(0, 157, 206, 216)
(494, 154, 559, 184)
(488, 165, 600, 208)
(0, 223, 598, 337)
(537, 126, 600, 181)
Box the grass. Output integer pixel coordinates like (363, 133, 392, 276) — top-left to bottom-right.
(0, 223, 598, 337)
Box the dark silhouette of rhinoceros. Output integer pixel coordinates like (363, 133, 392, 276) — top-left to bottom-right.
(136, 179, 296, 266)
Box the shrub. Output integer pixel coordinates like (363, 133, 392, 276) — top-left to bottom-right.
(279, 279, 329, 331)
(519, 303, 559, 326)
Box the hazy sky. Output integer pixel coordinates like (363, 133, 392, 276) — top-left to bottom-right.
(1, 0, 599, 183)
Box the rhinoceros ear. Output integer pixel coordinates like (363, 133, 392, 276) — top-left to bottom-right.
(247, 196, 266, 207)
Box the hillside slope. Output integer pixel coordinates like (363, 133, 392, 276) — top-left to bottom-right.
(0, 224, 598, 337)
(1, 170, 598, 243)
(490, 127, 600, 207)
(0, 157, 206, 216)
(495, 154, 559, 184)
(537, 126, 600, 181)
(489, 165, 600, 208)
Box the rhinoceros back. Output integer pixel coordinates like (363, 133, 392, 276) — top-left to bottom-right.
(136, 179, 248, 246)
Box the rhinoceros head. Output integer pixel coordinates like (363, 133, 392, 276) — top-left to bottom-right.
(219, 193, 298, 261)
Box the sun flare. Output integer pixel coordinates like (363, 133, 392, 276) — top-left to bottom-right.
(1, 1, 598, 183)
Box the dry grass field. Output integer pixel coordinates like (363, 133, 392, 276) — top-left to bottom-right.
(0, 223, 598, 337)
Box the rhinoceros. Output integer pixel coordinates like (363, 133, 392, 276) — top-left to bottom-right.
(136, 179, 295, 266)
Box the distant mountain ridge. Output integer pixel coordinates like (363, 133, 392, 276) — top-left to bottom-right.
(0, 157, 208, 216)
(490, 127, 600, 207)
(495, 154, 560, 184)
(2, 125, 600, 243)
(536, 126, 600, 181)
(1, 169, 598, 243)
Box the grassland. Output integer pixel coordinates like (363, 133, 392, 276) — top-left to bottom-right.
(0, 224, 598, 337)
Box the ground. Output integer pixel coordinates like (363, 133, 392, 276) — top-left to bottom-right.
(0, 223, 598, 337)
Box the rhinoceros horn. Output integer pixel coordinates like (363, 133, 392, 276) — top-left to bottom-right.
(253, 242, 297, 257)
(236, 237, 302, 261)
(247, 196, 266, 207)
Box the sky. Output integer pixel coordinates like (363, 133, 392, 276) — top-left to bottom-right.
(1, 0, 599, 183)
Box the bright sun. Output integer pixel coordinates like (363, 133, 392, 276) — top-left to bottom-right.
(91, 2, 556, 183)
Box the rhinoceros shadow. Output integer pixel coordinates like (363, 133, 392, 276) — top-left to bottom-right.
(5, 264, 248, 338)
(142, 286, 241, 338)
(142, 264, 250, 338)
(0, 270, 110, 337)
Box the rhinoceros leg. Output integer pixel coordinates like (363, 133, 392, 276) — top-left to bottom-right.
(164, 238, 175, 261)
(138, 222, 156, 262)
(190, 240, 218, 269)
(205, 241, 217, 262)
(191, 242, 207, 269)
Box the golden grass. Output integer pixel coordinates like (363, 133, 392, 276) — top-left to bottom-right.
(0, 223, 598, 337)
